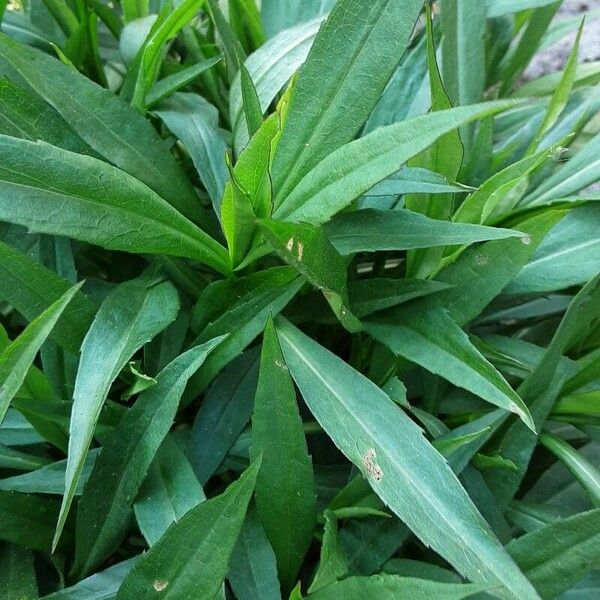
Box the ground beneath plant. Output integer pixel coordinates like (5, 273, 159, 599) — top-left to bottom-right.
(524, 0, 600, 78)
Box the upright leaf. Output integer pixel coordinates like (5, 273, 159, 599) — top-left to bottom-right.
(0, 542, 37, 600)
(116, 459, 261, 600)
(271, 0, 425, 205)
(0, 282, 82, 423)
(134, 436, 206, 547)
(54, 277, 180, 550)
(274, 101, 521, 224)
(0, 240, 95, 353)
(251, 318, 316, 591)
(74, 337, 225, 578)
(275, 318, 539, 599)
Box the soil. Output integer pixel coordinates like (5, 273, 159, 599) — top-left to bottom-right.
(524, 0, 600, 78)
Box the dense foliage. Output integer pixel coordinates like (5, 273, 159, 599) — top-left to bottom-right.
(0, 0, 599, 598)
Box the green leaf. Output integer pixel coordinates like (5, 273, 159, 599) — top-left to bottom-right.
(441, 0, 486, 111)
(131, 0, 208, 109)
(498, 2, 561, 93)
(260, 219, 360, 331)
(523, 134, 600, 206)
(0, 542, 37, 600)
(54, 277, 180, 550)
(0, 33, 204, 225)
(507, 509, 600, 599)
(363, 167, 471, 198)
(239, 62, 263, 139)
(432, 209, 564, 326)
(154, 93, 229, 215)
(0, 450, 99, 496)
(349, 278, 451, 318)
(527, 20, 584, 154)
(221, 114, 279, 266)
(0, 135, 230, 275)
(0, 239, 95, 353)
(42, 558, 137, 600)
(453, 146, 554, 225)
(271, 0, 425, 205)
(251, 318, 316, 590)
(73, 337, 225, 577)
(309, 511, 348, 593)
(274, 101, 522, 224)
(145, 55, 223, 108)
(325, 209, 522, 255)
(507, 204, 600, 294)
(306, 575, 487, 599)
(366, 306, 534, 429)
(228, 504, 282, 600)
(261, 0, 334, 38)
(0, 282, 82, 423)
(0, 490, 60, 552)
(275, 318, 539, 599)
(230, 18, 321, 151)
(0, 78, 92, 154)
(484, 275, 600, 506)
(188, 275, 303, 393)
(134, 436, 206, 547)
(116, 458, 261, 600)
(539, 433, 600, 507)
(405, 6, 463, 278)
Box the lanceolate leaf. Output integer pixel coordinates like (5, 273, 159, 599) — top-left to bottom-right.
(366, 306, 534, 429)
(272, 0, 425, 205)
(54, 277, 181, 550)
(306, 575, 488, 600)
(251, 318, 316, 591)
(0, 240, 95, 353)
(0, 136, 231, 276)
(274, 101, 522, 224)
(325, 209, 522, 255)
(507, 509, 600, 599)
(73, 337, 225, 578)
(116, 459, 261, 599)
(0, 33, 204, 225)
(134, 436, 206, 547)
(0, 542, 37, 600)
(0, 283, 82, 423)
(275, 318, 539, 599)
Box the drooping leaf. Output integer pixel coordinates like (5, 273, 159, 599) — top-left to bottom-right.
(0, 33, 204, 224)
(251, 318, 316, 590)
(116, 458, 261, 600)
(54, 277, 181, 550)
(0, 135, 231, 275)
(275, 317, 539, 598)
(366, 306, 534, 429)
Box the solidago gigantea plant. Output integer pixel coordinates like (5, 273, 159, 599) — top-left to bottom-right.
(0, 0, 599, 598)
